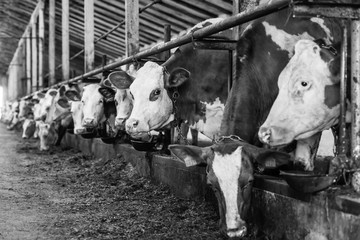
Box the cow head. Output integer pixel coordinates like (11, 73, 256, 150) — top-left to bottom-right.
(98, 71, 134, 130)
(39, 89, 58, 121)
(18, 98, 34, 120)
(169, 141, 291, 238)
(38, 121, 57, 151)
(22, 118, 36, 139)
(81, 84, 105, 128)
(58, 89, 86, 135)
(259, 39, 340, 146)
(126, 61, 189, 137)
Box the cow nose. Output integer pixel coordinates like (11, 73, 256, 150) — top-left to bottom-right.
(127, 119, 139, 128)
(258, 126, 271, 144)
(83, 118, 95, 127)
(227, 226, 247, 238)
(115, 117, 126, 126)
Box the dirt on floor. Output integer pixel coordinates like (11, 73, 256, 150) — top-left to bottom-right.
(0, 123, 236, 240)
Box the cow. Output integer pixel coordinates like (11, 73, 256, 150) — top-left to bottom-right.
(61, 82, 121, 142)
(22, 118, 36, 139)
(125, 17, 231, 144)
(258, 39, 342, 170)
(38, 121, 57, 151)
(166, 6, 342, 238)
(169, 141, 292, 238)
(57, 88, 87, 135)
(97, 70, 135, 130)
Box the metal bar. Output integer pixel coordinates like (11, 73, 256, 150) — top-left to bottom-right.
(293, 4, 360, 19)
(37, 0, 292, 92)
(192, 40, 237, 50)
(351, 19, 360, 164)
(338, 21, 348, 157)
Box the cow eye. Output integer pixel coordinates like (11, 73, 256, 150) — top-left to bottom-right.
(301, 81, 308, 87)
(130, 92, 134, 100)
(149, 89, 161, 101)
(114, 100, 118, 106)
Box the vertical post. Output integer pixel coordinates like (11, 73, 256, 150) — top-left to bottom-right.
(230, 0, 241, 93)
(338, 22, 348, 157)
(31, 19, 38, 91)
(26, 30, 32, 94)
(125, 0, 139, 63)
(38, 0, 44, 88)
(49, 0, 56, 86)
(351, 19, 360, 166)
(62, 0, 70, 81)
(163, 24, 171, 60)
(84, 0, 95, 72)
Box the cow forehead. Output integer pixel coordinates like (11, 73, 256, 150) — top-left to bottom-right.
(82, 84, 102, 101)
(280, 40, 332, 86)
(212, 146, 242, 182)
(130, 62, 165, 93)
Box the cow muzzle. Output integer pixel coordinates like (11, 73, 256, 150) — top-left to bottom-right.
(82, 118, 97, 128)
(115, 117, 127, 130)
(227, 226, 247, 238)
(258, 125, 293, 146)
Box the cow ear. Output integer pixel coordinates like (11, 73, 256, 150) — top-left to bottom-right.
(166, 68, 190, 88)
(168, 144, 212, 167)
(48, 90, 58, 97)
(57, 97, 70, 109)
(99, 87, 116, 101)
(108, 71, 134, 89)
(36, 92, 45, 99)
(59, 85, 67, 96)
(103, 79, 112, 87)
(65, 90, 81, 101)
(255, 150, 292, 170)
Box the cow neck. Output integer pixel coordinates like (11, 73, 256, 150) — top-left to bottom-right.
(163, 68, 181, 128)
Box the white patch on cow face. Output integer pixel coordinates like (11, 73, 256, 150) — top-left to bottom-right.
(310, 18, 333, 42)
(127, 62, 174, 135)
(114, 89, 133, 129)
(212, 147, 242, 231)
(262, 21, 313, 57)
(40, 89, 58, 122)
(70, 101, 85, 134)
(81, 84, 104, 127)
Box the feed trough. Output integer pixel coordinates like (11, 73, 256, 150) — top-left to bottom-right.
(280, 170, 340, 193)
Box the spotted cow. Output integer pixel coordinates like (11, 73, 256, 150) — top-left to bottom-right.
(125, 17, 231, 143)
(169, 141, 291, 238)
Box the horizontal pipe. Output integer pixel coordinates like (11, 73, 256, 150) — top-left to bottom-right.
(36, 0, 293, 94)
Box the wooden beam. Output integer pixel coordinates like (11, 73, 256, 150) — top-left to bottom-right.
(49, 0, 56, 86)
(31, 19, 38, 91)
(84, 0, 95, 72)
(38, 0, 45, 88)
(125, 0, 139, 58)
(62, 0, 70, 81)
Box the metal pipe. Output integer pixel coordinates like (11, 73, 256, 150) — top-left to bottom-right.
(338, 21, 348, 156)
(37, 0, 293, 93)
(351, 19, 360, 164)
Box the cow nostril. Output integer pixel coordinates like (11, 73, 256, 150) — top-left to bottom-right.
(259, 127, 271, 143)
(132, 120, 139, 127)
